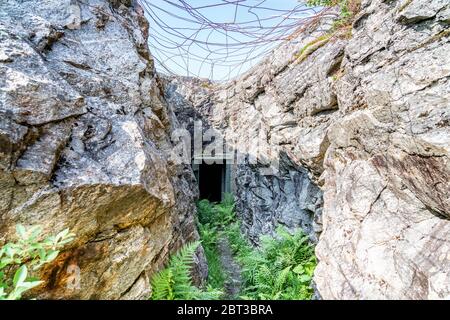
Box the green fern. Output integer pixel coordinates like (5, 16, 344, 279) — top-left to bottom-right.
(150, 268, 174, 300)
(150, 241, 222, 300)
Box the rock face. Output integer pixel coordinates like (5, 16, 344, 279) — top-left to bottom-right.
(166, 0, 450, 299)
(314, 0, 450, 299)
(0, 0, 205, 299)
(164, 75, 325, 245)
(1, 0, 449, 301)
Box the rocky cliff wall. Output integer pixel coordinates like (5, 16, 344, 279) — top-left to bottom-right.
(1, 0, 448, 300)
(166, 0, 450, 299)
(164, 74, 325, 245)
(0, 0, 205, 299)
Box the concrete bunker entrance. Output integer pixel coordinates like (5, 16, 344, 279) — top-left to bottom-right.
(193, 158, 231, 202)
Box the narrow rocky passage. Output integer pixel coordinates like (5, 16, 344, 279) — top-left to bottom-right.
(217, 236, 242, 299)
(1, 0, 449, 301)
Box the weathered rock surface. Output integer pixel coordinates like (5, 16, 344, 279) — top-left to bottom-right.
(1, 0, 448, 301)
(0, 0, 204, 299)
(166, 0, 450, 299)
(313, 0, 450, 300)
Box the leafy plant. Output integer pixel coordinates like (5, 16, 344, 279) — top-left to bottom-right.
(0, 225, 74, 300)
(198, 195, 317, 300)
(305, 0, 360, 21)
(224, 221, 252, 259)
(294, 0, 360, 63)
(303, 0, 361, 36)
(305, 0, 335, 6)
(197, 193, 235, 229)
(198, 223, 226, 290)
(235, 227, 316, 300)
(196, 194, 239, 295)
(150, 241, 222, 300)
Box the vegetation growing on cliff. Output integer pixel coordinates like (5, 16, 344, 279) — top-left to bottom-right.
(151, 195, 316, 300)
(294, 0, 360, 63)
(0, 225, 74, 300)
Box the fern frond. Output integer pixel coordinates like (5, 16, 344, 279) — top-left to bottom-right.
(274, 266, 291, 291)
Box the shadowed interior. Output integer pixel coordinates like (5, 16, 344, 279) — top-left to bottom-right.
(198, 163, 224, 202)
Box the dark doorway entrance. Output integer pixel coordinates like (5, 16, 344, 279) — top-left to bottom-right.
(197, 163, 224, 202)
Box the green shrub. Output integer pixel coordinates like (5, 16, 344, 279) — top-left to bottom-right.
(0, 225, 74, 300)
(237, 227, 316, 300)
(197, 193, 235, 228)
(198, 195, 317, 300)
(198, 223, 226, 290)
(196, 194, 237, 295)
(305, 0, 360, 20)
(293, 0, 361, 63)
(197, 193, 240, 292)
(225, 221, 253, 259)
(150, 241, 222, 300)
(225, 221, 316, 300)
(197, 199, 216, 225)
(305, 0, 335, 6)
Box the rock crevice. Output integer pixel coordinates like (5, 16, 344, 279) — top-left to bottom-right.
(0, 0, 205, 299)
(166, 0, 450, 299)
(1, 0, 449, 300)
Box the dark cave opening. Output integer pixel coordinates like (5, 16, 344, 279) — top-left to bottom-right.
(195, 163, 230, 202)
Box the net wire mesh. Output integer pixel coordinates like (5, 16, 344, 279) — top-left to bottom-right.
(139, 0, 332, 81)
